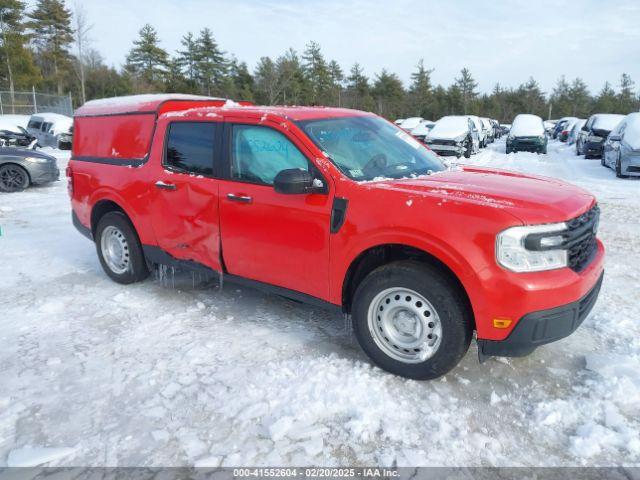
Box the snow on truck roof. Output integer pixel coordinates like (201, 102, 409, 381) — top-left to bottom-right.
(74, 94, 367, 121)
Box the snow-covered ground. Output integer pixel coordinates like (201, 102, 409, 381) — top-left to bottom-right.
(0, 141, 639, 467)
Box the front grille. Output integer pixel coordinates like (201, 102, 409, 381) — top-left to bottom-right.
(566, 204, 599, 272)
(431, 139, 457, 146)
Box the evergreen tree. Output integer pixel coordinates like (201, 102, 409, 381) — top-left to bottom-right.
(567, 78, 590, 117)
(550, 76, 572, 118)
(276, 49, 306, 104)
(229, 58, 254, 101)
(328, 59, 343, 106)
(27, 0, 73, 95)
(193, 28, 226, 95)
(372, 69, 404, 118)
(593, 81, 617, 113)
(618, 73, 636, 113)
(302, 41, 331, 104)
(254, 56, 279, 104)
(164, 57, 189, 93)
(454, 67, 477, 114)
(409, 59, 433, 118)
(519, 77, 546, 117)
(345, 63, 374, 111)
(125, 24, 168, 89)
(0, 0, 41, 98)
(177, 32, 197, 85)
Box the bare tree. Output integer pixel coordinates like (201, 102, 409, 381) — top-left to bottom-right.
(73, 3, 92, 104)
(0, 9, 16, 112)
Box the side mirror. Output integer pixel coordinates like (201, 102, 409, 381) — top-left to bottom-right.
(274, 168, 324, 195)
(609, 135, 622, 142)
(581, 125, 589, 132)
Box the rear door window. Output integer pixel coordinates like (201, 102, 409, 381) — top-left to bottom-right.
(28, 120, 42, 130)
(164, 122, 217, 176)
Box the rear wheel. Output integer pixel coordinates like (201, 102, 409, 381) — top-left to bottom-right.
(96, 211, 150, 284)
(0, 164, 29, 192)
(352, 261, 473, 380)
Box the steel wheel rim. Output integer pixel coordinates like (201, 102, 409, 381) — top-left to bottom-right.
(0, 167, 26, 190)
(367, 287, 442, 364)
(100, 226, 131, 275)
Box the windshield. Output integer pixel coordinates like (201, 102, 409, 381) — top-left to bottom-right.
(298, 116, 445, 181)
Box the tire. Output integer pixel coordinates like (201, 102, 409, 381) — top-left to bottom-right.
(601, 156, 606, 167)
(464, 139, 472, 158)
(541, 146, 547, 154)
(351, 261, 473, 380)
(0, 164, 30, 192)
(506, 147, 511, 154)
(616, 157, 629, 179)
(95, 211, 150, 284)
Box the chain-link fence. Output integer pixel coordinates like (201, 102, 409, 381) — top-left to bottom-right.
(0, 89, 73, 116)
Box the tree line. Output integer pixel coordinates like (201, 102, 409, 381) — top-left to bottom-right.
(1, 0, 639, 122)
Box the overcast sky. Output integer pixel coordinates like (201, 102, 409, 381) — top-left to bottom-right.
(73, 0, 640, 95)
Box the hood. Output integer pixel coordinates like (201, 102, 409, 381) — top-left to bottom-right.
(366, 166, 594, 224)
(0, 147, 55, 160)
(426, 127, 467, 140)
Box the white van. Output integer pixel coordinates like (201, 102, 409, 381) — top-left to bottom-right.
(27, 113, 73, 149)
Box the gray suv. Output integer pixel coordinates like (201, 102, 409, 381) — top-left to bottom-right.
(0, 147, 59, 192)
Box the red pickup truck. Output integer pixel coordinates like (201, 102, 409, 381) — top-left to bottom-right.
(68, 95, 605, 379)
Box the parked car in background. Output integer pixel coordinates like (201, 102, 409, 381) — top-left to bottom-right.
(0, 147, 59, 192)
(602, 112, 640, 178)
(27, 113, 73, 149)
(468, 116, 486, 147)
(544, 120, 557, 134)
(553, 117, 577, 139)
(0, 126, 37, 148)
(490, 119, 502, 139)
(567, 119, 586, 145)
(394, 119, 405, 126)
(480, 118, 494, 144)
(398, 117, 424, 132)
(506, 114, 547, 154)
(424, 115, 479, 158)
(69, 95, 604, 379)
(576, 114, 625, 158)
(410, 120, 436, 142)
(0, 116, 37, 148)
(500, 124, 511, 136)
(559, 118, 582, 142)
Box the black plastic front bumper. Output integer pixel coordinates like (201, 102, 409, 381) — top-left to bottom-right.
(478, 272, 604, 358)
(584, 141, 604, 157)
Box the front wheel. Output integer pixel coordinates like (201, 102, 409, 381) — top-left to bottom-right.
(616, 157, 629, 179)
(352, 261, 473, 380)
(96, 211, 150, 284)
(0, 164, 30, 192)
(464, 139, 472, 158)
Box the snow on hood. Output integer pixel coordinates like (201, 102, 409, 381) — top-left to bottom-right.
(592, 114, 625, 132)
(365, 166, 594, 224)
(510, 114, 545, 137)
(399, 117, 423, 130)
(411, 120, 435, 136)
(622, 112, 640, 150)
(427, 116, 469, 140)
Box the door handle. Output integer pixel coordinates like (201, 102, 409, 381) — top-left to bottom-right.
(227, 193, 253, 203)
(155, 180, 177, 191)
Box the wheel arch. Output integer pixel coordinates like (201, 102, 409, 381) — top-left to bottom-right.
(341, 243, 475, 328)
(91, 199, 132, 237)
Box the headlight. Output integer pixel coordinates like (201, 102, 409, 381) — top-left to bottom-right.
(25, 156, 50, 164)
(496, 223, 568, 272)
(587, 135, 603, 143)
